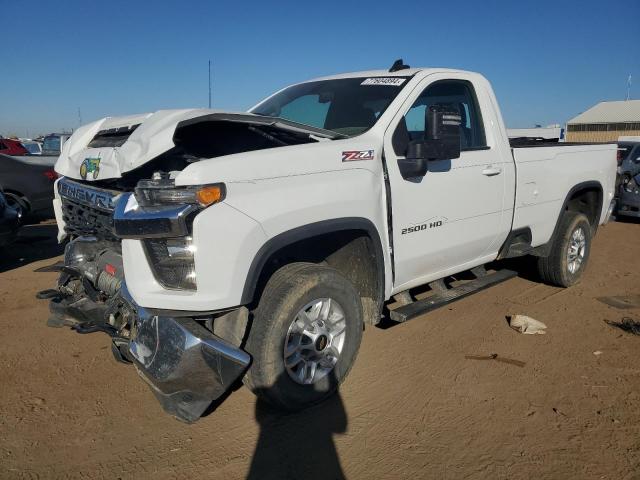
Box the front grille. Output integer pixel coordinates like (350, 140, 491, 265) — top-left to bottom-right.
(61, 196, 117, 241)
(58, 177, 121, 241)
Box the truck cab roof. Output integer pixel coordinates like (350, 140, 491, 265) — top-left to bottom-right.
(308, 67, 471, 82)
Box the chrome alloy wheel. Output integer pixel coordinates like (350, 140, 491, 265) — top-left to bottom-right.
(567, 227, 586, 274)
(284, 298, 347, 385)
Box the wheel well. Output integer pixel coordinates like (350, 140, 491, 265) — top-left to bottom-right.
(531, 182, 603, 258)
(2, 190, 30, 209)
(246, 228, 384, 325)
(565, 185, 602, 229)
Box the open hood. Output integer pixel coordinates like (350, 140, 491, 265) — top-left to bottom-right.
(55, 109, 339, 182)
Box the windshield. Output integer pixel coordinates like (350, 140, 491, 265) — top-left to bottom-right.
(251, 77, 411, 137)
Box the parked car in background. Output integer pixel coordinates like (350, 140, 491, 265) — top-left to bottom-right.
(20, 140, 43, 155)
(0, 138, 29, 156)
(42, 133, 71, 156)
(616, 140, 640, 218)
(0, 154, 57, 219)
(0, 190, 21, 246)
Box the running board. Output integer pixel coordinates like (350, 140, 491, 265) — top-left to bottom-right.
(389, 269, 517, 323)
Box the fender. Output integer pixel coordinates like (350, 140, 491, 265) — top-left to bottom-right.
(533, 180, 603, 257)
(240, 217, 386, 306)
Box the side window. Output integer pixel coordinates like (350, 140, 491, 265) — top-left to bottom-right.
(402, 80, 486, 149)
(0, 142, 5, 150)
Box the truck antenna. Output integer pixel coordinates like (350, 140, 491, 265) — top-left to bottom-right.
(389, 59, 410, 73)
(208, 60, 212, 108)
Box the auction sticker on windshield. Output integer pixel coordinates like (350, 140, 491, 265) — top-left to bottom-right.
(361, 78, 406, 86)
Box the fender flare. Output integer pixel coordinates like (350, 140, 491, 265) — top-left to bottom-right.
(240, 217, 386, 306)
(534, 180, 603, 256)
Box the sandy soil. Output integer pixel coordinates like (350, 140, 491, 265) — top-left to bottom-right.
(1, 220, 639, 479)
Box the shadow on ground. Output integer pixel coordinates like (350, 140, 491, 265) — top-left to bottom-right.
(0, 222, 63, 273)
(247, 373, 347, 480)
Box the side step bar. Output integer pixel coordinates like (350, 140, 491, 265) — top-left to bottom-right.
(389, 269, 517, 323)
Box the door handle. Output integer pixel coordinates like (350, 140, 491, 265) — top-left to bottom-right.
(482, 166, 502, 176)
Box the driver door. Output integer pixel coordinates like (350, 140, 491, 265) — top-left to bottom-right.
(384, 74, 508, 291)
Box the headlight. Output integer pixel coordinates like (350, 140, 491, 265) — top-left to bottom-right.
(133, 176, 225, 291)
(143, 236, 197, 290)
(135, 178, 225, 208)
(623, 175, 638, 193)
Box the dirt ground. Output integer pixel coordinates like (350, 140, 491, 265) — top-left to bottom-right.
(1, 219, 639, 480)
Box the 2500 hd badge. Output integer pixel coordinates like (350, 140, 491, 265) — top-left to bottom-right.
(401, 218, 445, 234)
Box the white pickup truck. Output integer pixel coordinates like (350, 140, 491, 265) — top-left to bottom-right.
(41, 62, 617, 422)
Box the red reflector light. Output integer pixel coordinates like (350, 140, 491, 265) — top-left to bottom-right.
(43, 169, 58, 180)
(104, 264, 117, 276)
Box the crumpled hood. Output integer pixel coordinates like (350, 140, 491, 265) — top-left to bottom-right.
(55, 109, 220, 180)
(55, 109, 345, 181)
(58, 108, 318, 181)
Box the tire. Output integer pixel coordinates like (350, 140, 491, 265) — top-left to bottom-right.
(243, 262, 363, 411)
(537, 212, 592, 287)
(4, 193, 28, 222)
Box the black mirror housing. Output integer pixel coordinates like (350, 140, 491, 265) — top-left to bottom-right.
(425, 104, 461, 160)
(395, 103, 462, 179)
(398, 156, 428, 178)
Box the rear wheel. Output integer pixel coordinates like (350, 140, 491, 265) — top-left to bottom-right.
(244, 262, 363, 411)
(537, 212, 592, 287)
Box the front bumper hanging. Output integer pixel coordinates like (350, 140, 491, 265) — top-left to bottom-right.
(121, 287, 251, 422)
(40, 282, 250, 423)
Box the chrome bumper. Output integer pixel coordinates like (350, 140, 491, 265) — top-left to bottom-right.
(113, 192, 196, 239)
(122, 287, 251, 423)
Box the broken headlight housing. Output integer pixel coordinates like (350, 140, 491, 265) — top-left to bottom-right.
(144, 236, 197, 290)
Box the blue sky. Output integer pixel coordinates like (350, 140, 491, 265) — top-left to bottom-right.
(1, 0, 638, 137)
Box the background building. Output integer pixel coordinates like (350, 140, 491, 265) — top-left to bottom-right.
(566, 100, 640, 142)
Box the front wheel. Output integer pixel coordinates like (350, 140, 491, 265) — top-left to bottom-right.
(244, 262, 363, 411)
(537, 212, 592, 287)
(4, 193, 28, 222)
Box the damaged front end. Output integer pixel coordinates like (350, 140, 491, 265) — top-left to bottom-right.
(617, 172, 640, 218)
(39, 177, 250, 423)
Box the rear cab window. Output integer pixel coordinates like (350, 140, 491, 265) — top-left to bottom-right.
(43, 136, 61, 152)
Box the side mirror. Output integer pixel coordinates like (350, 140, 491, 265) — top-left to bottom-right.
(396, 104, 462, 179)
(398, 141, 428, 177)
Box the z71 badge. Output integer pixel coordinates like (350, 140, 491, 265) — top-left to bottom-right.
(342, 150, 374, 162)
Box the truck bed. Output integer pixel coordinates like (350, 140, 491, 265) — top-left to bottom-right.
(510, 142, 617, 247)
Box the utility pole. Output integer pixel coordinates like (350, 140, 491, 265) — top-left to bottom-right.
(208, 60, 212, 108)
(78, 107, 83, 126)
(627, 74, 632, 101)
